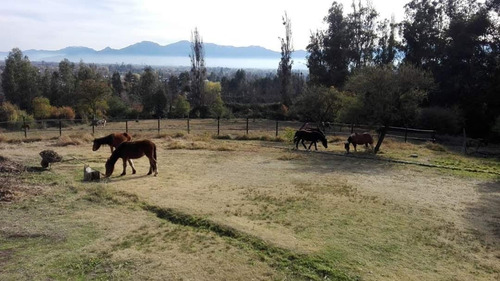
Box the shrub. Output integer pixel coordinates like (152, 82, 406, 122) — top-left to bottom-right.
(282, 127, 296, 143)
(0, 102, 19, 122)
(417, 107, 461, 135)
(32, 97, 52, 119)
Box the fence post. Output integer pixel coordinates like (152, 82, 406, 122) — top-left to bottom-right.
(92, 116, 95, 135)
(187, 117, 190, 134)
(23, 116, 27, 138)
(246, 118, 249, 135)
(125, 120, 128, 133)
(59, 118, 62, 137)
(217, 117, 220, 135)
(404, 127, 408, 143)
(157, 117, 161, 135)
(350, 123, 354, 134)
(275, 120, 279, 137)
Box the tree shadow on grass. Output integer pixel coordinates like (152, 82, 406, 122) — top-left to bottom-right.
(285, 149, 397, 176)
(467, 179, 500, 242)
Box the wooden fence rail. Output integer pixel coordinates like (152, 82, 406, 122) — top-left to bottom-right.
(0, 118, 436, 143)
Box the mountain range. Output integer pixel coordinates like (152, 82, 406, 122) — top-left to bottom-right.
(0, 41, 309, 69)
(5, 40, 307, 60)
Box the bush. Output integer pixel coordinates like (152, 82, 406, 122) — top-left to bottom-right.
(0, 102, 19, 122)
(417, 107, 461, 135)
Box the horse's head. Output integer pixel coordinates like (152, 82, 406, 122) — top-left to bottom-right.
(92, 140, 100, 151)
(104, 157, 114, 177)
(344, 142, 350, 153)
(321, 136, 328, 148)
(347, 136, 353, 144)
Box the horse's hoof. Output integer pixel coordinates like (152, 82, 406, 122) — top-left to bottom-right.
(120, 173, 126, 176)
(132, 171, 136, 174)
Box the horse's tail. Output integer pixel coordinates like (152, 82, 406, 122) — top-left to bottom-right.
(153, 143, 157, 162)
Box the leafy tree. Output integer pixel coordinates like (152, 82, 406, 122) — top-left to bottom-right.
(76, 79, 111, 119)
(172, 95, 190, 118)
(56, 59, 77, 107)
(190, 27, 207, 109)
(166, 74, 180, 114)
(138, 67, 160, 116)
(111, 71, 123, 96)
(291, 85, 342, 123)
(153, 87, 168, 118)
(306, 31, 330, 86)
(307, 1, 379, 87)
(106, 96, 130, 118)
(375, 16, 399, 65)
(205, 81, 226, 118)
(1, 48, 40, 111)
(77, 62, 99, 82)
(51, 106, 76, 120)
(345, 64, 434, 127)
(32, 97, 52, 119)
(309, 2, 351, 87)
(221, 69, 249, 103)
(402, 0, 446, 70)
(124, 71, 139, 95)
(347, 0, 378, 68)
(0, 102, 20, 122)
(278, 12, 294, 107)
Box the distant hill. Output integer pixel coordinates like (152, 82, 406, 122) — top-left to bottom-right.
(10, 41, 308, 60)
(0, 41, 309, 69)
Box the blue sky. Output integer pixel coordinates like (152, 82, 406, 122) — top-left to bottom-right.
(0, 0, 409, 52)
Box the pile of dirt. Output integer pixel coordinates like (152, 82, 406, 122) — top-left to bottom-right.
(0, 156, 25, 173)
(0, 157, 43, 202)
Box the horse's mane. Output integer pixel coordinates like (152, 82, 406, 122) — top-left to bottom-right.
(95, 134, 114, 145)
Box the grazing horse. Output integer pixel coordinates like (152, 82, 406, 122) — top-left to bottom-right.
(93, 132, 132, 153)
(91, 119, 107, 127)
(93, 132, 133, 168)
(294, 129, 328, 150)
(346, 132, 374, 152)
(105, 140, 158, 177)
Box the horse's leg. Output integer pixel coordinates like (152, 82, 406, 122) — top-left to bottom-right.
(147, 155, 157, 176)
(109, 145, 113, 154)
(353, 143, 357, 152)
(121, 158, 127, 176)
(129, 159, 136, 174)
(301, 139, 307, 150)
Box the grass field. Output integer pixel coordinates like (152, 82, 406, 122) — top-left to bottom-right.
(0, 129, 499, 280)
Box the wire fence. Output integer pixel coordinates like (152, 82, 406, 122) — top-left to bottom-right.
(0, 118, 437, 143)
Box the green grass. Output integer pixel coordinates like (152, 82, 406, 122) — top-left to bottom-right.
(377, 139, 500, 177)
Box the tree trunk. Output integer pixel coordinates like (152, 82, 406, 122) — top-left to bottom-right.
(374, 126, 387, 154)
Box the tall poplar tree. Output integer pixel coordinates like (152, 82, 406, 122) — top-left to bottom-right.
(278, 12, 294, 107)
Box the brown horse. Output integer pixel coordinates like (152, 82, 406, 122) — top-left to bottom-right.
(93, 132, 131, 153)
(346, 132, 374, 152)
(294, 129, 328, 150)
(105, 140, 158, 177)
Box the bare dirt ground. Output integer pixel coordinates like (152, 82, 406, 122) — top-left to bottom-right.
(1, 136, 499, 280)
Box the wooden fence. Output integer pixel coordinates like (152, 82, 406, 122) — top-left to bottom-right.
(0, 118, 436, 143)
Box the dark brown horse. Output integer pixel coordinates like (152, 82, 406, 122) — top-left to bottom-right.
(346, 132, 374, 152)
(105, 140, 158, 177)
(93, 132, 131, 153)
(294, 129, 328, 150)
